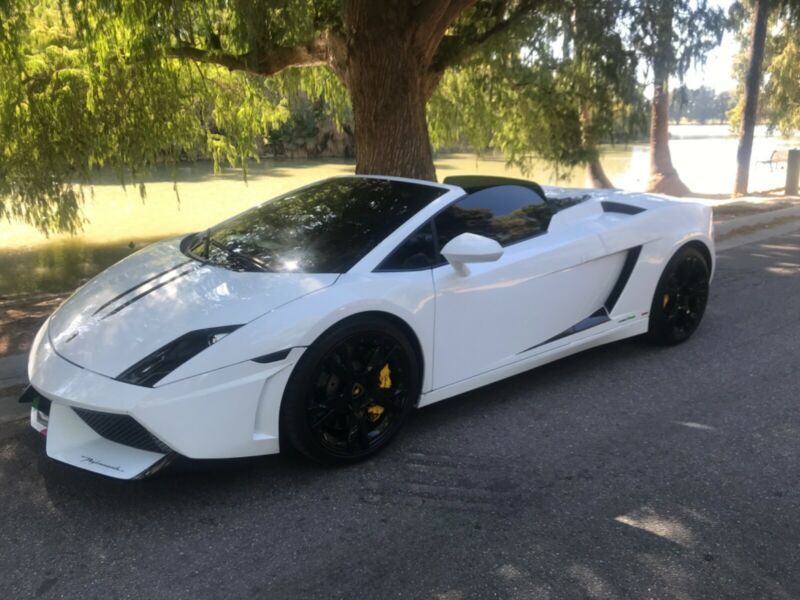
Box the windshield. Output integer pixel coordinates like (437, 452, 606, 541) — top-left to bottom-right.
(188, 177, 446, 273)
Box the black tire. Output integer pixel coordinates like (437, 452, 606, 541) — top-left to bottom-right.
(647, 245, 710, 345)
(280, 315, 420, 464)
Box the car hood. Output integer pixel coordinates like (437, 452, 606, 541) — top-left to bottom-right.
(48, 238, 338, 378)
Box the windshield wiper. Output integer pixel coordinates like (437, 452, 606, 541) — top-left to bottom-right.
(208, 238, 272, 272)
(192, 230, 271, 272)
(202, 229, 211, 258)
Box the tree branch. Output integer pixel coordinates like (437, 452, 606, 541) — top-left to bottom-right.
(166, 46, 252, 72)
(431, 0, 541, 73)
(166, 36, 331, 77)
(413, 0, 479, 65)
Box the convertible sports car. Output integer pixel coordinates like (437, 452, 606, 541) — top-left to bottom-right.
(21, 175, 713, 479)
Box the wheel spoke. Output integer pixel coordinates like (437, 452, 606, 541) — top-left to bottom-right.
(329, 351, 354, 384)
(663, 296, 681, 318)
(356, 415, 371, 449)
(366, 342, 399, 373)
(345, 414, 357, 451)
(345, 413, 371, 451)
(370, 386, 405, 411)
(684, 282, 708, 295)
(674, 260, 692, 282)
(310, 408, 337, 430)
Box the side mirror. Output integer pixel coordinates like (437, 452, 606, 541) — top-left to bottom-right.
(441, 233, 504, 276)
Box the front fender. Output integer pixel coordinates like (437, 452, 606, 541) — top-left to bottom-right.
(159, 270, 436, 390)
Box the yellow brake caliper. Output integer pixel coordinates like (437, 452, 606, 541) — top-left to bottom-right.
(367, 364, 392, 422)
(378, 363, 392, 389)
(663, 293, 670, 309)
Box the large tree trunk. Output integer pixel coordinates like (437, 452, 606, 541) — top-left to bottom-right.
(175, 0, 484, 183)
(734, 0, 770, 196)
(347, 52, 436, 181)
(587, 156, 615, 188)
(580, 106, 614, 188)
(646, 1, 690, 196)
(340, 0, 441, 182)
(647, 78, 690, 196)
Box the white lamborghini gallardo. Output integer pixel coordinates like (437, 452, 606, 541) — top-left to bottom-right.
(21, 175, 714, 478)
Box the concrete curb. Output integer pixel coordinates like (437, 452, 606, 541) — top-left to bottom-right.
(716, 205, 800, 246)
(715, 205, 800, 250)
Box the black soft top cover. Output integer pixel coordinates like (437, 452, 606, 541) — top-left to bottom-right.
(442, 175, 547, 203)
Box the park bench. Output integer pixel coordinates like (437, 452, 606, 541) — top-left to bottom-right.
(759, 149, 790, 171)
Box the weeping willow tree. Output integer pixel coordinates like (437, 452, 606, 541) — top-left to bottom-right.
(560, 0, 645, 188)
(737, 5, 800, 133)
(0, 1, 331, 232)
(428, 0, 646, 188)
(627, 0, 727, 196)
(1, 0, 672, 236)
(763, 19, 800, 133)
(2, 0, 567, 234)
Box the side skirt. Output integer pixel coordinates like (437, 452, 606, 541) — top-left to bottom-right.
(418, 317, 648, 408)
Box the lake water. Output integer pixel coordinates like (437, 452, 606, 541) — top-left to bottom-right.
(0, 124, 796, 295)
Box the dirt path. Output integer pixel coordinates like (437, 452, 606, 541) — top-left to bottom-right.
(0, 292, 67, 358)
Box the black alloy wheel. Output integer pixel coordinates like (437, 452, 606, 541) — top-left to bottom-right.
(648, 245, 710, 345)
(281, 316, 419, 463)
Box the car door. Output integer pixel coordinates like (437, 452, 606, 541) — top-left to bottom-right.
(431, 186, 624, 390)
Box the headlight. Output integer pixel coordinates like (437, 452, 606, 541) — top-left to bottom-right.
(117, 325, 242, 387)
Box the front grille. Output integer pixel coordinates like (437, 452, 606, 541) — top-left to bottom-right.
(72, 408, 171, 454)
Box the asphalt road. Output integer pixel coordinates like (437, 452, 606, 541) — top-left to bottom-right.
(2, 232, 800, 600)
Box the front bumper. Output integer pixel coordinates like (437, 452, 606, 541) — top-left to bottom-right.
(27, 328, 301, 479)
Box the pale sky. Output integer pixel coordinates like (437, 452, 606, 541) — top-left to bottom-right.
(681, 31, 739, 93)
(680, 0, 739, 93)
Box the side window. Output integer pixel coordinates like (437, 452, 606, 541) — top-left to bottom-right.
(377, 222, 437, 271)
(434, 185, 551, 251)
